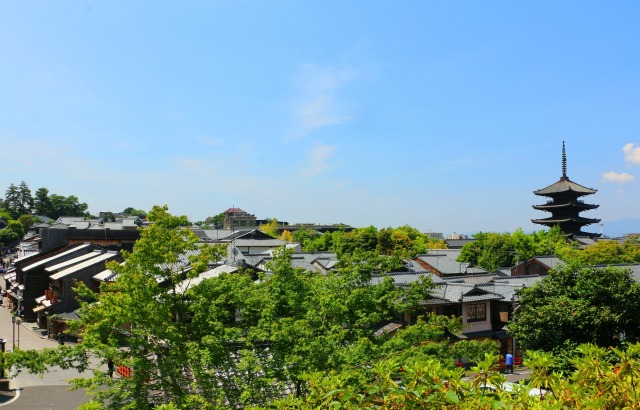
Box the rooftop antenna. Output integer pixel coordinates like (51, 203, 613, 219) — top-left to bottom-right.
(562, 141, 567, 180)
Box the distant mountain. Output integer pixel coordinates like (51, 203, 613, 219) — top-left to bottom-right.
(590, 219, 640, 238)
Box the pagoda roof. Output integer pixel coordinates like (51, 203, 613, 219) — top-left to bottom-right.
(534, 177, 597, 196)
(533, 201, 599, 211)
(531, 215, 600, 225)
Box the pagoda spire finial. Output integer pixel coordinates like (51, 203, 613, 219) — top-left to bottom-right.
(562, 141, 567, 180)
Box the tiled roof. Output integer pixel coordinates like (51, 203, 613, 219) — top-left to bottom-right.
(50, 252, 120, 280)
(234, 238, 287, 247)
(56, 217, 86, 225)
(219, 229, 255, 241)
(240, 252, 338, 273)
(374, 321, 404, 337)
(534, 178, 597, 196)
(198, 229, 234, 241)
(626, 264, 640, 281)
(370, 272, 445, 287)
(492, 276, 544, 288)
(175, 264, 239, 293)
(532, 216, 600, 224)
(444, 239, 475, 249)
(593, 264, 640, 282)
(23, 243, 93, 272)
(415, 249, 488, 275)
(93, 269, 118, 282)
(532, 256, 565, 270)
(45, 251, 105, 273)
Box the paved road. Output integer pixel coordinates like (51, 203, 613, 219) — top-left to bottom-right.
(0, 300, 97, 409)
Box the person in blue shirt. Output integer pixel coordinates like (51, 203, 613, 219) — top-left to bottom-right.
(505, 352, 514, 374)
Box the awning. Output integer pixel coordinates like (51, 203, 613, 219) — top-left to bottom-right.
(7, 291, 22, 301)
(374, 321, 404, 337)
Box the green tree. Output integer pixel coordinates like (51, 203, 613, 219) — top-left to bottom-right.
(18, 181, 33, 214)
(123, 207, 148, 219)
(33, 187, 54, 217)
(279, 230, 294, 242)
(458, 232, 514, 271)
(4, 183, 20, 218)
(291, 227, 321, 251)
(17, 214, 35, 233)
(333, 226, 378, 257)
(0, 209, 12, 223)
(302, 231, 334, 252)
(4, 181, 34, 218)
(622, 235, 640, 262)
(0, 220, 25, 246)
(271, 342, 640, 409)
(458, 227, 573, 271)
(4, 207, 439, 408)
(68, 205, 225, 408)
(508, 264, 640, 354)
(203, 212, 225, 229)
(258, 219, 279, 238)
(376, 225, 442, 258)
(48, 194, 89, 219)
(579, 239, 632, 265)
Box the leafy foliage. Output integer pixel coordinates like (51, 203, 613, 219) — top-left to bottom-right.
(258, 219, 280, 238)
(458, 227, 569, 271)
(122, 207, 148, 219)
(5, 206, 473, 409)
(458, 227, 640, 271)
(294, 225, 446, 258)
(0, 219, 25, 246)
(266, 343, 640, 409)
(3, 182, 90, 220)
(508, 264, 640, 355)
(202, 212, 225, 229)
(4, 182, 32, 218)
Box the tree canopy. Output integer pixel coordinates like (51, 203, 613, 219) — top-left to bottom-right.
(508, 263, 640, 354)
(122, 207, 148, 219)
(2, 181, 90, 220)
(291, 225, 446, 259)
(3, 206, 499, 409)
(0, 219, 24, 246)
(275, 343, 640, 409)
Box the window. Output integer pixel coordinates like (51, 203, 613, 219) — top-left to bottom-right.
(466, 303, 486, 322)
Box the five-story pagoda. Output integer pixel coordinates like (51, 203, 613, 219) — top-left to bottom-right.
(532, 142, 600, 237)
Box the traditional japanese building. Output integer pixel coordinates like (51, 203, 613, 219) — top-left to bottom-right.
(532, 142, 600, 237)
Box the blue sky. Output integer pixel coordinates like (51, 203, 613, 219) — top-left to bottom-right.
(1, 1, 639, 235)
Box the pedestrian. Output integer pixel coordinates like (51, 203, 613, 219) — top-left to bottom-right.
(505, 351, 514, 374)
(107, 359, 114, 378)
(57, 332, 65, 345)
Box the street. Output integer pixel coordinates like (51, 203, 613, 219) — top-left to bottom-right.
(0, 299, 95, 409)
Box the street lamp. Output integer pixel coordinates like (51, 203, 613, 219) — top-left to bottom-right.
(10, 315, 21, 351)
(11, 315, 15, 351)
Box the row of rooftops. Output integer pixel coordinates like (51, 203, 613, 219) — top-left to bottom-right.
(6, 222, 640, 321)
(31, 215, 145, 231)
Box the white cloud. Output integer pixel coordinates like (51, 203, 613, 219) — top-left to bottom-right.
(602, 171, 635, 183)
(288, 63, 357, 139)
(623, 143, 640, 165)
(300, 143, 335, 177)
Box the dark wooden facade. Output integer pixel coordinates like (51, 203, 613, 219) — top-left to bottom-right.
(532, 142, 600, 237)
